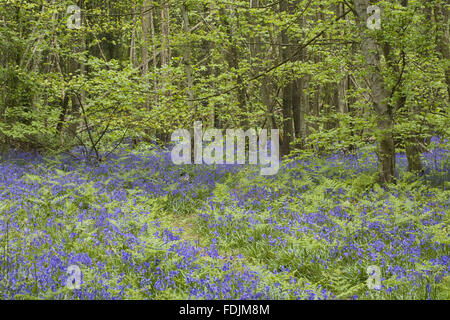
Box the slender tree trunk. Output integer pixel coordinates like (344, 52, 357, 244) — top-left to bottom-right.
(281, 81, 294, 156)
(150, 8, 158, 92)
(250, 0, 271, 129)
(68, 0, 85, 138)
(56, 94, 69, 135)
(181, 3, 194, 106)
(130, 6, 137, 68)
(279, 0, 294, 155)
(141, 1, 150, 110)
(353, 0, 395, 184)
(292, 77, 307, 148)
(160, 1, 170, 68)
(435, 1, 450, 99)
(221, 5, 246, 127)
(158, 0, 170, 144)
(292, 9, 307, 148)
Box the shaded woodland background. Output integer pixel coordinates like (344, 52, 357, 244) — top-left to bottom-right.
(0, 0, 449, 184)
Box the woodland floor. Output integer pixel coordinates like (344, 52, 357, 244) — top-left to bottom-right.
(0, 143, 449, 300)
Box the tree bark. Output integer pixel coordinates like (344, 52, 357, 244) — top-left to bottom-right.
(435, 1, 450, 99)
(160, 1, 170, 68)
(353, 0, 395, 184)
(221, 5, 247, 127)
(181, 3, 194, 106)
(292, 9, 307, 148)
(279, 0, 294, 156)
(141, 1, 150, 110)
(68, 0, 86, 138)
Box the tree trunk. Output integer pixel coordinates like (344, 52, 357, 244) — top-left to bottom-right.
(435, 1, 450, 99)
(353, 0, 395, 184)
(160, 1, 170, 68)
(158, 0, 170, 144)
(292, 9, 307, 148)
(68, 0, 85, 138)
(181, 3, 194, 106)
(221, 6, 247, 127)
(279, 0, 294, 156)
(141, 1, 150, 110)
